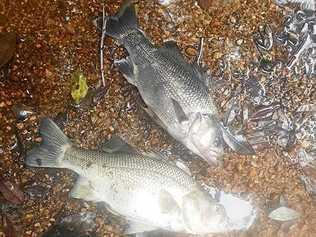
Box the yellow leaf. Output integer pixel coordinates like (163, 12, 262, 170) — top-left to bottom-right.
(71, 71, 88, 104)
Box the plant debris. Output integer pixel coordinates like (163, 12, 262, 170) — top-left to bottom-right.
(71, 71, 89, 105)
(0, 0, 315, 236)
(0, 179, 24, 205)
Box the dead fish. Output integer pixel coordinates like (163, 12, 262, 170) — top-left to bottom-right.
(101, 1, 254, 165)
(25, 118, 231, 235)
(274, 0, 315, 10)
(268, 195, 300, 222)
(268, 206, 300, 222)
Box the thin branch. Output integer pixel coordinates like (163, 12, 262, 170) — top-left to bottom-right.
(100, 6, 107, 88)
(196, 37, 204, 66)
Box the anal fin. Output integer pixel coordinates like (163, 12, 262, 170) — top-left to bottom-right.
(138, 99, 167, 130)
(100, 135, 139, 154)
(159, 190, 180, 215)
(70, 177, 100, 202)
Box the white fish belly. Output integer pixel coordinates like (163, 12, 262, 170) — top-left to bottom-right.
(91, 178, 182, 229)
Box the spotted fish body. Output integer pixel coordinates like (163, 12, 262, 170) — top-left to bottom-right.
(26, 118, 229, 235)
(103, 1, 254, 165)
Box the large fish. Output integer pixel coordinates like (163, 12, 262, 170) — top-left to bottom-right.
(102, 1, 254, 165)
(26, 118, 231, 235)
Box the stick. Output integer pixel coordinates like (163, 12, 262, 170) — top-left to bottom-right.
(100, 6, 106, 88)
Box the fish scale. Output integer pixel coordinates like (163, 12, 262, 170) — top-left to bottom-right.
(124, 34, 210, 118)
(63, 147, 195, 190)
(123, 30, 215, 115)
(104, 1, 255, 164)
(25, 116, 231, 234)
(131, 40, 215, 114)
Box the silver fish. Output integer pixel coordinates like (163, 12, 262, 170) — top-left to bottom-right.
(102, 1, 254, 165)
(26, 118, 230, 235)
(274, 0, 315, 10)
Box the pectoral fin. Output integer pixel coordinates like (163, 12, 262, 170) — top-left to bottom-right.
(159, 41, 185, 62)
(70, 177, 100, 202)
(144, 152, 191, 175)
(159, 190, 180, 215)
(175, 160, 191, 176)
(171, 98, 188, 124)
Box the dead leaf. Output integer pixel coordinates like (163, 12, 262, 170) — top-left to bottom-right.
(0, 179, 24, 205)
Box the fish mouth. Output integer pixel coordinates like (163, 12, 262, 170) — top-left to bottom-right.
(187, 134, 223, 165)
(197, 147, 223, 165)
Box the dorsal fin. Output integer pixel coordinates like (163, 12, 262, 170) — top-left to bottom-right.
(144, 151, 192, 175)
(192, 62, 209, 86)
(161, 41, 181, 51)
(100, 135, 139, 154)
(158, 41, 187, 62)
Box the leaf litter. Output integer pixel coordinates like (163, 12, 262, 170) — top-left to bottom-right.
(0, 0, 315, 236)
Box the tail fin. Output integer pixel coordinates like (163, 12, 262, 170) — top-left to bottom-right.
(105, 0, 138, 39)
(26, 118, 71, 168)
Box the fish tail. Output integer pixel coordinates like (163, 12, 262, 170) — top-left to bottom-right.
(26, 118, 71, 168)
(105, 0, 138, 40)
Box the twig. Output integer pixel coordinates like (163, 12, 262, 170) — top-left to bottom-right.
(196, 37, 204, 66)
(100, 6, 107, 88)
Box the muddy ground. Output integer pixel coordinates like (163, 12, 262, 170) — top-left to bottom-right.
(0, 0, 315, 236)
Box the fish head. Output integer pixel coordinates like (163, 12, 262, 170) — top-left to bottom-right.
(181, 190, 228, 234)
(189, 114, 224, 165)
